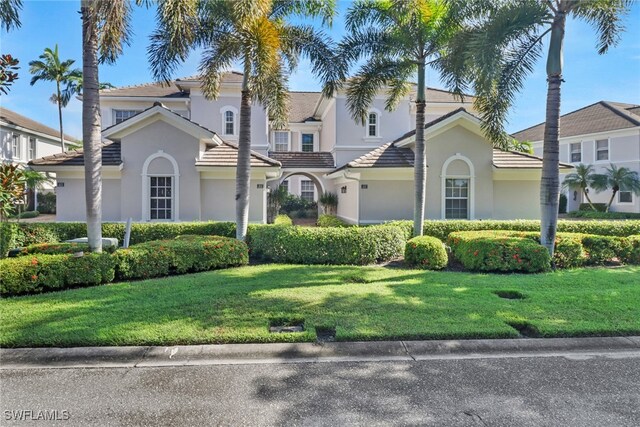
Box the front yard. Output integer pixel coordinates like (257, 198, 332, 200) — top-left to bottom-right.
(1, 264, 639, 348)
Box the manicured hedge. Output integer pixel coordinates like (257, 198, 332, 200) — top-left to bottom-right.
(114, 235, 248, 280)
(567, 210, 640, 220)
(317, 214, 350, 228)
(0, 253, 115, 296)
(12, 242, 116, 257)
(273, 214, 293, 226)
(251, 225, 405, 265)
(386, 219, 640, 241)
(404, 236, 448, 270)
(447, 231, 551, 273)
(623, 235, 640, 264)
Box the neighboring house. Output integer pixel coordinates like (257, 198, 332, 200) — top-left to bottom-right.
(30, 72, 570, 223)
(513, 101, 640, 213)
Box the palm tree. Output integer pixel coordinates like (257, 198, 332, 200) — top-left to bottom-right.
(0, 0, 21, 31)
(336, 0, 463, 237)
(597, 164, 640, 212)
(22, 170, 53, 211)
(562, 164, 606, 211)
(447, 0, 632, 256)
(29, 45, 82, 152)
(149, 0, 338, 241)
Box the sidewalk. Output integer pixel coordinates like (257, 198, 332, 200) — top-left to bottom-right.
(2, 336, 639, 369)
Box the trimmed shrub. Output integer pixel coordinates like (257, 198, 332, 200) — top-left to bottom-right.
(250, 225, 405, 265)
(0, 222, 16, 258)
(580, 203, 607, 212)
(114, 235, 248, 280)
(581, 235, 631, 265)
(9, 210, 39, 219)
(317, 214, 350, 228)
(273, 214, 293, 226)
(405, 236, 448, 270)
(448, 231, 551, 273)
(13, 242, 117, 257)
(567, 210, 640, 220)
(0, 252, 115, 296)
(622, 235, 640, 265)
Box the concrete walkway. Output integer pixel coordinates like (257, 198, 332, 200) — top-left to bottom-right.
(2, 336, 639, 370)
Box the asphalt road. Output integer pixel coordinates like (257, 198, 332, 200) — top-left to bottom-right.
(2, 354, 639, 427)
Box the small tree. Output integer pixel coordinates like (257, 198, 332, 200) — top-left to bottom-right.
(562, 164, 605, 212)
(267, 185, 289, 223)
(319, 192, 338, 215)
(597, 164, 640, 212)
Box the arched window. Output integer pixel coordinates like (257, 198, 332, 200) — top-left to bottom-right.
(441, 154, 474, 220)
(366, 111, 379, 137)
(220, 106, 238, 136)
(141, 151, 180, 221)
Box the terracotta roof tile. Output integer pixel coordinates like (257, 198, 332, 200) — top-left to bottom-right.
(492, 149, 573, 169)
(287, 92, 323, 123)
(0, 107, 78, 142)
(196, 142, 281, 168)
(268, 151, 334, 168)
(29, 141, 122, 167)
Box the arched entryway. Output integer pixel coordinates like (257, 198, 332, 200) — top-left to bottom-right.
(269, 171, 326, 223)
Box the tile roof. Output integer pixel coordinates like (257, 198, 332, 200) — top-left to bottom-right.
(29, 141, 122, 167)
(196, 142, 281, 168)
(287, 92, 323, 122)
(268, 151, 334, 168)
(492, 149, 573, 169)
(176, 72, 245, 84)
(100, 81, 188, 98)
(0, 107, 78, 142)
(332, 142, 415, 173)
(393, 107, 472, 143)
(512, 101, 640, 142)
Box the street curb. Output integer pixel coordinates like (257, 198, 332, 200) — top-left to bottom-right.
(2, 337, 639, 370)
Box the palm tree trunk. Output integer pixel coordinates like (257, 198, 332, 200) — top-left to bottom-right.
(56, 80, 65, 152)
(81, 1, 103, 253)
(540, 11, 566, 259)
(235, 69, 252, 241)
(583, 189, 597, 211)
(413, 60, 427, 237)
(606, 190, 617, 212)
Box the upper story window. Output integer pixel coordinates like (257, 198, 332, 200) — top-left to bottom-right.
(570, 142, 581, 163)
(273, 131, 290, 152)
(11, 133, 21, 159)
(301, 133, 314, 152)
(366, 112, 379, 137)
(114, 109, 140, 124)
(28, 137, 36, 160)
(596, 139, 609, 161)
(220, 106, 238, 137)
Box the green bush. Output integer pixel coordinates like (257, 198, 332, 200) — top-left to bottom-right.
(37, 192, 56, 214)
(567, 210, 640, 220)
(448, 231, 551, 273)
(579, 203, 607, 212)
(559, 193, 567, 214)
(317, 214, 350, 228)
(9, 210, 39, 219)
(273, 214, 293, 226)
(622, 235, 640, 264)
(581, 235, 631, 265)
(0, 252, 115, 296)
(250, 225, 405, 265)
(114, 235, 248, 280)
(0, 222, 16, 258)
(404, 236, 448, 270)
(386, 219, 640, 241)
(11, 242, 117, 257)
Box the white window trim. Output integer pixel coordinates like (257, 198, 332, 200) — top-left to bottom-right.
(364, 108, 381, 140)
(594, 138, 610, 164)
(220, 106, 238, 137)
(568, 141, 582, 164)
(441, 153, 475, 220)
(272, 130, 291, 152)
(300, 179, 315, 201)
(299, 132, 316, 152)
(113, 109, 142, 125)
(141, 150, 180, 222)
(617, 191, 634, 205)
(28, 136, 36, 160)
(11, 133, 22, 159)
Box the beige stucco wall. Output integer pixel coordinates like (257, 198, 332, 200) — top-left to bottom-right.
(200, 177, 266, 222)
(336, 180, 359, 224)
(358, 180, 413, 223)
(492, 180, 540, 220)
(119, 119, 202, 221)
(55, 176, 121, 221)
(424, 125, 494, 219)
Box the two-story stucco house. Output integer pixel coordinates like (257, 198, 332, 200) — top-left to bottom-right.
(513, 101, 640, 213)
(30, 72, 569, 224)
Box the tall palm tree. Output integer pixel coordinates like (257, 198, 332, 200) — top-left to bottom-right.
(447, 0, 632, 256)
(336, 0, 463, 237)
(0, 0, 21, 31)
(149, 0, 338, 241)
(29, 45, 82, 152)
(597, 164, 640, 212)
(562, 163, 606, 211)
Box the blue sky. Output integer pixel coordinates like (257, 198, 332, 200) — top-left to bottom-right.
(1, 0, 639, 139)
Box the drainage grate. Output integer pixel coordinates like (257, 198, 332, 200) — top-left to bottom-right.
(315, 326, 336, 343)
(269, 317, 305, 333)
(493, 290, 526, 300)
(506, 321, 540, 338)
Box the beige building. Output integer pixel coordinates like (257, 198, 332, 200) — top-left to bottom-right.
(514, 101, 640, 213)
(30, 73, 571, 223)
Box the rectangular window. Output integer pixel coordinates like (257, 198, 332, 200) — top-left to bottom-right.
(273, 131, 289, 152)
(149, 176, 173, 220)
(28, 137, 36, 160)
(445, 178, 469, 219)
(11, 133, 21, 159)
(280, 180, 289, 193)
(596, 139, 609, 161)
(570, 143, 581, 163)
(301, 133, 314, 152)
(224, 110, 235, 135)
(301, 180, 315, 202)
(619, 191, 633, 204)
(367, 113, 378, 137)
(113, 110, 140, 124)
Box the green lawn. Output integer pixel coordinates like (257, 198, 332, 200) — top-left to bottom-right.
(1, 265, 639, 347)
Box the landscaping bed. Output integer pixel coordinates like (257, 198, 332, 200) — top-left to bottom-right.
(1, 264, 638, 348)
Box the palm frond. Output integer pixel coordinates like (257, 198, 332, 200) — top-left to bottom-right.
(571, 0, 633, 54)
(93, 0, 133, 64)
(198, 35, 242, 100)
(0, 0, 22, 31)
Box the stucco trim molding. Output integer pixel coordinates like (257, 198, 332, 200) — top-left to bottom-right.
(441, 153, 475, 220)
(141, 150, 180, 221)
